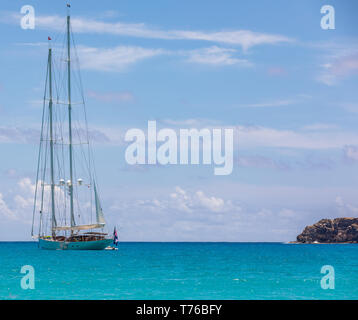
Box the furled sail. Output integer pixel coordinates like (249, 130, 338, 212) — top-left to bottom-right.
(94, 182, 106, 226)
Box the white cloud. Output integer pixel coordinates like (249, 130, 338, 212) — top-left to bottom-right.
(18, 177, 36, 195)
(344, 145, 358, 161)
(107, 183, 325, 241)
(114, 186, 240, 214)
(0, 178, 36, 223)
(335, 196, 358, 217)
(317, 52, 358, 85)
(1, 176, 356, 241)
(195, 190, 229, 212)
(0, 193, 15, 220)
(170, 186, 238, 213)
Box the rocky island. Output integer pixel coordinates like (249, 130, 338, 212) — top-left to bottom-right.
(295, 218, 358, 243)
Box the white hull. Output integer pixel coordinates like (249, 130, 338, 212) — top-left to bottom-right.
(39, 238, 113, 250)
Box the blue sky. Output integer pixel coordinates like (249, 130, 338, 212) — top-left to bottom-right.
(0, 0, 358, 241)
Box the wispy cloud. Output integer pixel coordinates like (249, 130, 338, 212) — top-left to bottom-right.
(237, 125, 358, 150)
(184, 46, 252, 66)
(0, 127, 39, 144)
(0, 125, 110, 144)
(317, 51, 358, 85)
(99, 121, 358, 151)
(3, 121, 358, 151)
(342, 103, 358, 114)
(237, 94, 310, 108)
(343, 145, 358, 162)
(238, 155, 291, 171)
(87, 90, 134, 103)
(77, 45, 166, 72)
(267, 66, 287, 76)
(18, 43, 253, 69)
(302, 123, 339, 131)
(160, 118, 220, 127)
(238, 99, 295, 108)
(2, 12, 294, 51)
(335, 196, 358, 217)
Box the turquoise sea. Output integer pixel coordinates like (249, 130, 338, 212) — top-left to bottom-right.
(0, 242, 357, 300)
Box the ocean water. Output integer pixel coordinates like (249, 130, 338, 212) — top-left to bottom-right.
(0, 242, 357, 300)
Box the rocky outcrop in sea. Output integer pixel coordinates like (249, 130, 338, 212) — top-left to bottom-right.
(296, 218, 358, 243)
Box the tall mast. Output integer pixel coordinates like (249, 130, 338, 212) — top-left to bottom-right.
(48, 44, 57, 236)
(67, 9, 76, 228)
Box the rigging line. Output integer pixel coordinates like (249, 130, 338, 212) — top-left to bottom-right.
(45, 141, 89, 145)
(57, 49, 67, 101)
(66, 13, 76, 229)
(71, 28, 86, 104)
(72, 150, 83, 223)
(50, 18, 66, 47)
(71, 33, 89, 146)
(32, 58, 49, 237)
(71, 122, 92, 224)
(54, 63, 67, 111)
(73, 116, 92, 177)
(39, 111, 50, 236)
(70, 28, 83, 100)
(39, 105, 50, 228)
(57, 43, 68, 107)
(48, 46, 57, 234)
(47, 101, 84, 105)
(52, 30, 65, 102)
(75, 183, 82, 224)
(57, 103, 69, 229)
(44, 194, 50, 235)
(52, 28, 66, 101)
(54, 135, 64, 224)
(55, 95, 68, 226)
(59, 133, 68, 227)
(71, 27, 96, 220)
(72, 128, 91, 225)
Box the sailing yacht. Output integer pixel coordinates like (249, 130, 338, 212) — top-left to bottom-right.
(31, 5, 113, 250)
